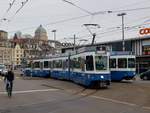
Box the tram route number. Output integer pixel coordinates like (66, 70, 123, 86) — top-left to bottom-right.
(139, 28, 150, 35)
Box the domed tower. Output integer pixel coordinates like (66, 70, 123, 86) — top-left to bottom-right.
(34, 25, 48, 41)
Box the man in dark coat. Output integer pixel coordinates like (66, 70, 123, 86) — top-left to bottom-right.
(4, 69, 14, 93)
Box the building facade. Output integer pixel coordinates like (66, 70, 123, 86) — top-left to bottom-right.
(12, 44, 24, 66)
(0, 47, 12, 66)
(0, 30, 8, 40)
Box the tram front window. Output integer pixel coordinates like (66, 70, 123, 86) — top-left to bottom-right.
(86, 56, 94, 71)
(118, 58, 127, 68)
(95, 56, 107, 71)
(128, 58, 135, 68)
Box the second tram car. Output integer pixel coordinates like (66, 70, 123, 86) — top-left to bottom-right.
(110, 52, 136, 81)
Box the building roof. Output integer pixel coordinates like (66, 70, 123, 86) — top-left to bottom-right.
(35, 25, 47, 34)
(0, 30, 7, 33)
(62, 35, 150, 50)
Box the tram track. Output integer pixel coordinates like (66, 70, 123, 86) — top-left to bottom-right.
(41, 83, 100, 100)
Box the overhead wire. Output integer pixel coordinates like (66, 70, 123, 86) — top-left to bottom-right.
(6, 1, 150, 41)
(7, 0, 16, 13)
(0, 0, 16, 26)
(110, 0, 150, 10)
(8, 5, 150, 33)
(62, 0, 93, 15)
(54, 14, 150, 43)
(10, 0, 29, 20)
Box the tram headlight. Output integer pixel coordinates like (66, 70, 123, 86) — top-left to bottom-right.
(101, 75, 104, 79)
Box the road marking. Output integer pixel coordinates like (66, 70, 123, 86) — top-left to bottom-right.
(91, 95, 137, 106)
(142, 106, 150, 110)
(91, 96, 150, 110)
(0, 89, 59, 94)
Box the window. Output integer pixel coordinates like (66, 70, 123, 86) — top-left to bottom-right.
(70, 59, 74, 70)
(40, 62, 43, 69)
(48, 61, 52, 68)
(128, 58, 135, 68)
(53, 60, 56, 68)
(62, 59, 68, 70)
(110, 58, 116, 68)
(118, 58, 127, 68)
(34, 62, 40, 68)
(44, 61, 48, 68)
(73, 57, 81, 69)
(80, 57, 85, 71)
(54, 60, 62, 68)
(95, 56, 107, 71)
(86, 55, 94, 71)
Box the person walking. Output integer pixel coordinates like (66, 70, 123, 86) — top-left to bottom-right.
(4, 68, 14, 97)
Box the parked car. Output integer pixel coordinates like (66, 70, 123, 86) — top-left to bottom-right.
(20, 68, 25, 76)
(140, 70, 150, 80)
(0, 64, 8, 76)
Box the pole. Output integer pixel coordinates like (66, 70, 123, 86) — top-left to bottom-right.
(122, 15, 125, 51)
(117, 13, 126, 51)
(74, 34, 76, 51)
(52, 30, 56, 48)
(91, 33, 96, 45)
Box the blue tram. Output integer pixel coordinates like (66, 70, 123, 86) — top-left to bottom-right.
(110, 52, 136, 81)
(24, 48, 111, 88)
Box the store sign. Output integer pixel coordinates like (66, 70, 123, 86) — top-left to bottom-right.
(142, 45, 150, 55)
(139, 28, 150, 35)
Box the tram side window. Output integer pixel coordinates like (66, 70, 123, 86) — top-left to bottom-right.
(80, 57, 85, 71)
(110, 59, 116, 68)
(73, 58, 81, 69)
(55, 60, 62, 68)
(95, 56, 107, 71)
(70, 59, 74, 70)
(118, 58, 127, 68)
(62, 60, 68, 70)
(44, 61, 48, 68)
(53, 60, 56, 68)
(40, 62, 43, 69)
(34, 62, 40, 68)
(128, 58, 135, 68)
(48, 61, 52, 68)
(86, 55, 94, 71)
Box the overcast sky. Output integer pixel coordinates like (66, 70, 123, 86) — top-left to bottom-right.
(0, 0, 150, 44)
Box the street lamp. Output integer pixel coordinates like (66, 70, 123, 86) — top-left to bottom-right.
(117, 13, 126, 51)
(51, 29, 57, 48)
